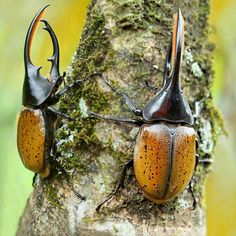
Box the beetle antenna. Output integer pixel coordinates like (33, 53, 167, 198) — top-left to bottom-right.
(41, 19, 61, 83)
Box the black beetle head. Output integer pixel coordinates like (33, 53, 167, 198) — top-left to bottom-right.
(143, 9, 193, 125)
(23, 5, 62, 106)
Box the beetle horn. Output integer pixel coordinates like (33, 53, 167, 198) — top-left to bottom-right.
(24, 5, 49, 73)
(41, 20, 61, 82)
(23, 5, 58, 106)
(161, 9, 183, 90)
(161, 9, 183, 89)
(168, 8, 184, 90)
(142, 9, 193, 125)
(162, 38, 172, 88)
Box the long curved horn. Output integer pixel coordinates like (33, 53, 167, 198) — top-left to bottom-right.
(24, 5, 49, 71)
(41, 20, 61, 82)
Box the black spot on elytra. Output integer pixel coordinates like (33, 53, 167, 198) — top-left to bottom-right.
(144, 145, 147, 152)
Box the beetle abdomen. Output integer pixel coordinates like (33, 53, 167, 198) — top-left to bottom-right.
(17, 107, 50, 177)
(133, 123, 196, 203)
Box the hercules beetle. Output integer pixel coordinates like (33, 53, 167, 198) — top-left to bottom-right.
(88, 10, 208, 211)
(17, 5, 86, 199)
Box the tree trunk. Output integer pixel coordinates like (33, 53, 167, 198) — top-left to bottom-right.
(17, 0, 222, 235)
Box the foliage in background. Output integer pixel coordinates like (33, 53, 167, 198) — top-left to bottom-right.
(207, 0, 236, 235)
(0, 0, 235, 235)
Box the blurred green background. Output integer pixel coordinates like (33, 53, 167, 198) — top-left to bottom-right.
(0, 0, 235, 235)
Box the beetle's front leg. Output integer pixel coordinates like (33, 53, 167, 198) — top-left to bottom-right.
(144, 80, 159, 92)
(47, 106, 72, 120)
(98, 75, 143, 117)
(55, 73, 101, 100)
(88, 111, 143, 126)
(55, 79, 83, 99)
(96, 159, 133, 212)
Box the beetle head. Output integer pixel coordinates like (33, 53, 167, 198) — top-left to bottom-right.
(23, 5, 63, 106)
(143, 9, 193, 125)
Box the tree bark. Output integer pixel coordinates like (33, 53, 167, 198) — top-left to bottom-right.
(17, 0, 222, 235)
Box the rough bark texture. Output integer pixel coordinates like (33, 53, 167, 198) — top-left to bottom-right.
(17, 0, 222, 235)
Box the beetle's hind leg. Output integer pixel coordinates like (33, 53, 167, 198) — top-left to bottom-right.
(188, 180, 197, 210)
(51, 158, 86, 200)
(32, 173, 38, 187)
(96, 159, 133, 212)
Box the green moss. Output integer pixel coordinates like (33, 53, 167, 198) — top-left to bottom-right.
(205, 99, 226, 139)
(110, 0, 172, 32)
(106, 138, 131, 164)
(44, 184, 62, 209)
(55, 5, 116, 174)
(112, 0, 145, 30)
(81, 217, 96, 224)
(70, 7, 113, 78)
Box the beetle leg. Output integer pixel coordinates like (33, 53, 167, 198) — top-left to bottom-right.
(195, 153, 213, 170)
(198, 158, 213, 164)
(196, 157, 213, 169)
(51, 158, 86, 200)
(189, 181, 197, 210)
(195, 138, 213, 169)
(98, 74, 143, 117)
(55, 79, 84, 98)
(47, 106, 72, 121)
(88, 111, 143, 126)
(96, 159, 133, 212)
(55, 73, 99, 99)
(144, 80, 159, 92)
(32, 173, 38, 187)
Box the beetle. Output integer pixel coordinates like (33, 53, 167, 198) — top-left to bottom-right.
(87, 9, 207, 211)
(17, 5, 86, 199)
